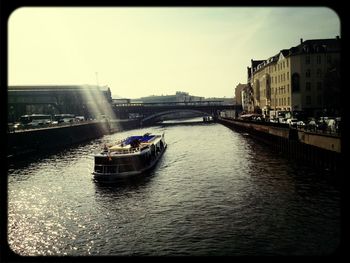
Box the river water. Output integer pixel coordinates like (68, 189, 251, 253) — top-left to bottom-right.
(7, 118, 341, 256)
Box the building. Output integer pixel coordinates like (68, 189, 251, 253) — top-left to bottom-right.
(205, 97, 234, 105)
(8, 85, 113, 122)
(241, 84, 254, 113)
(235, 83, 248, 108)
(249, 36, 341, 118)
(134, 91, 205, 103)
(112, 98, 131, 105)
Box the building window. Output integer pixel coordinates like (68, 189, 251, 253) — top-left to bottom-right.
(316, 68, 322, 77)
(327, 55, 332, 64)
(292, 73, 300, 92)
(287, 72, 289, 80)
(288, 97, 290, 105)
(305, 55, 311, 64)
(286, 60, 289, 67)
(287, 84, 290, 93)
(306, 69, 311, 78)
(306, 96, 312, 105)
(317, 55, 322, 64)
(317, 95, 322, 105)
(317, 82, 322, 90)
(306, 82, 311, 91)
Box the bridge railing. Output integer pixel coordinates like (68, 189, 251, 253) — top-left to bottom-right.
(113, 101, 227, 107)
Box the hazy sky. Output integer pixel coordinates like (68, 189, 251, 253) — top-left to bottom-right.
(8, 7, 340, 99)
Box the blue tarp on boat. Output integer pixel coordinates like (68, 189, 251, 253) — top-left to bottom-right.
(123, 135, 154, 145)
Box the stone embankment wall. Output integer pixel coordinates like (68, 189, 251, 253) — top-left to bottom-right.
(7, 119, 140, 158)
(218, 117, 342, 172)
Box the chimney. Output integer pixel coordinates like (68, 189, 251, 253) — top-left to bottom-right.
(300, 38, 303, 44)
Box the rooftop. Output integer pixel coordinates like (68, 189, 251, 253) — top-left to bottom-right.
(251, 37, 341, 74)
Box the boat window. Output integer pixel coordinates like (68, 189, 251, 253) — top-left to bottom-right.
(105, 166, 117, 174)
(118, 164, 134, 173)
(118, 157, 139, 165)
(95, 157, 137, 165)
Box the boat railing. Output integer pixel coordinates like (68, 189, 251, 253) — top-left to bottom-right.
(105, 145, 148, 154)
(108, 148, 136, 154)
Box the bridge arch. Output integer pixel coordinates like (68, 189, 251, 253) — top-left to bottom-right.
(141, 109, 214, 125)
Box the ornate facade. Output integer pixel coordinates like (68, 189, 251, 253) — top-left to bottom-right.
(248, 36, 341, 118)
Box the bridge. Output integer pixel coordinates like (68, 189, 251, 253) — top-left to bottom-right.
(112, 101, 236, 125)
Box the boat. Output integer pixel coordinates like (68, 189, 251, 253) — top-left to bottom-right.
(92, 133, 167, 182)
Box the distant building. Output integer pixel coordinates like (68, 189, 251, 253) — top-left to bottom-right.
(8, 85, 112, 122)
(241, 84, 254, 113)
(134, 91, 205, 103)
(205, 97, 234, 105)
(112, 98, 131, 105)
(235, 83, 248, 107)
(249, 36, 341, 117)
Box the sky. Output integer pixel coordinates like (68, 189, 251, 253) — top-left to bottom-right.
(8, 7, 340, 99)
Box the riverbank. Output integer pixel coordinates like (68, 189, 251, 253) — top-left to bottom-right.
(7, 119, 140, 158)
(218, 117, 342, 173)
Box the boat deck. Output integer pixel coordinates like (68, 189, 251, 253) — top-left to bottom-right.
(102, 134, 162, 155)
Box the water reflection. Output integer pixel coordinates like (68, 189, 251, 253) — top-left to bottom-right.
(93, 172, 155, 194)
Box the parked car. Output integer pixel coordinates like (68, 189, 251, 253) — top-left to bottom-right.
(307, 120, 318, 131)
(75, 116, 85, 122)
(296, 121, 306, 128)
(13, 122, 24, 129)
(287, 118, 298, 127)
